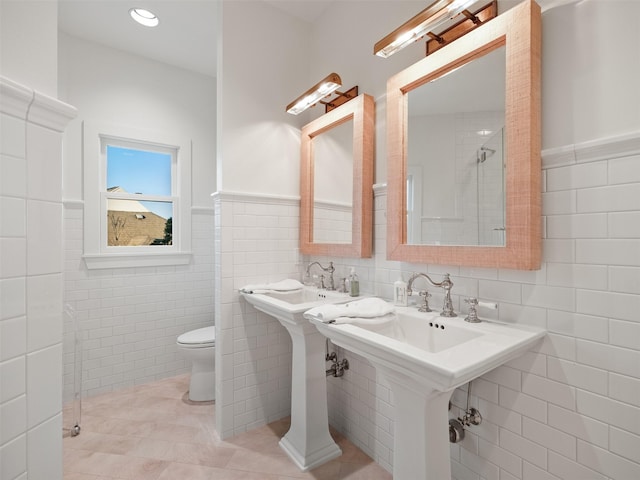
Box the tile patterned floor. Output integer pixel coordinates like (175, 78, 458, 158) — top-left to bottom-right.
(63, 374, 392, 480)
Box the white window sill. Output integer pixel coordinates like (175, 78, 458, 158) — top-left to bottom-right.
(83, 252, 192, 270)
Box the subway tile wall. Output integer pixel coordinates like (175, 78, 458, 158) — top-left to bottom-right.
(62, 208, 215, 402)
(312, 203, 353, 244)
(318, 135, 640, 479)
(55, 128, 640, 478)
(213, 193, 301, 439)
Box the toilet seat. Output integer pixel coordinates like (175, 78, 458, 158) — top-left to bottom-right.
(177, 326, 215, 348)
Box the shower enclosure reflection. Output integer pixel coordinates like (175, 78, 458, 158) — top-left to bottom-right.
(407, 128, 505, 246)
(475, 129, 505, 246)
(405, 46, 506, 247)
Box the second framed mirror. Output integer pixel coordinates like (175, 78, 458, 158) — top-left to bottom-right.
(300, 93, 374, 257)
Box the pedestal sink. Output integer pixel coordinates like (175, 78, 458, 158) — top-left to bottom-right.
(241, 286, 352, 471)
(307, 304, 545, 480)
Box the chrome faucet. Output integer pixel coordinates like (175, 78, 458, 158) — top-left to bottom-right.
(406, 272, 457, 317)
(305, 261, 336, 291)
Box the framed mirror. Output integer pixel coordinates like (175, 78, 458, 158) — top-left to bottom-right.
(300, 93, 374, 257)
(387, 0, 541, 269)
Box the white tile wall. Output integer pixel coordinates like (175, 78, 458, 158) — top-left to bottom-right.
(0, 237, 26, 278)
(312, 203, 352, 243)
(27, 344, 62, 428)
(0, 196, 26, 236)
(51, 124, 640, 480)
(27, 414, 62, 479)
(298, 133, 640, 479)
(62, 208, 215, 401)
(213, 193, 300, 439)
(0, 435, 26, 480)
(0, 395, 27, 446)
(1, 78, 76, 480)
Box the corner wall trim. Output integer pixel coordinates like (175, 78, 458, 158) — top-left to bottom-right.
(192, 206, 215, 215)
(542, 130, 640, 169)
(1, 75, 77, 130)
(211, 190, 300, 206)
(63, 199, 84, 209)
(373, 183, 387, 196)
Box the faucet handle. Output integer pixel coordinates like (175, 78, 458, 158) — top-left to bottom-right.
(464, 298, 480, 323)
(464, 298, 498, 323)
(418, 290, 432, 313)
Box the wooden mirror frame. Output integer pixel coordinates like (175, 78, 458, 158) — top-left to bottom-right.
(387, 0, 541, 269)
(300, 93, 374, 257)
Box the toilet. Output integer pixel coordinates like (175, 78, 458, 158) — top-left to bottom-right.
(176, 326, 215, 402)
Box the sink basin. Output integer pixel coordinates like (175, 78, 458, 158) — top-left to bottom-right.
(325, 306, 545, 392)
(357, 313, 482, 353)
(307, 303, 545, 480)
(241, 285, 354, 471)
(244, 286, 352, 327)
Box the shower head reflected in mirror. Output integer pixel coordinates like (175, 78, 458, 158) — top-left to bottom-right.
(477, 146, 496, 163)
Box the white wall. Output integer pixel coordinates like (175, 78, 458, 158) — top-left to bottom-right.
(304, 1, 430, 184)
(0, 79, 76, 480)
(213, 1, 438, 437)
(6, 0, 632, 478)
(58, 33, 216, 400)
(1, 2, 76, 479)
(214, 0, 316, 438)
(216, 1, 310, 196)
(0, 0, 58, 98)
(541, 0, 640, 149)
(58, 32, 216, 207)
(297, 1, 640, 478)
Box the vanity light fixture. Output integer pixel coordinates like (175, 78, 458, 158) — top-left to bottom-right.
(374, 0, 477, 58)
(129, 8, 159, 27)
(286, 73, 357, 115)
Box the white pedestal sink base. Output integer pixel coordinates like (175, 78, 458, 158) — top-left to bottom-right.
(279, 434, 342, 472)
(385, 373, 453, 480)
(278, 322, 342, 471)
(241, 289, 349, 472)
(308, 302, 546, 479)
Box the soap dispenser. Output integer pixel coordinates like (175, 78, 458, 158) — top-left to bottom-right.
(393, 276, 408, 306)
(348, 268, 359, 297)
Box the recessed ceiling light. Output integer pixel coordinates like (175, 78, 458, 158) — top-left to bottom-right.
(129, 8, 159, 27)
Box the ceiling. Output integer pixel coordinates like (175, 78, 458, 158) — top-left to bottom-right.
(57, 0, 337, 78)
(58, 0, 576, 79)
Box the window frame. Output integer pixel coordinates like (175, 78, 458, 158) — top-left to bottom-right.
(83, 122, 192, 269)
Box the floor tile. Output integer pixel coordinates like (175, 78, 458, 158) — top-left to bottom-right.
(63, 374, 391, 480)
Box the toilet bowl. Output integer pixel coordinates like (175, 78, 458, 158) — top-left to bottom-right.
(177, 326, 215, 402)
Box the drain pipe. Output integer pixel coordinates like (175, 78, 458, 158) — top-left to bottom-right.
(449, 381, 482, 443)
(325, 338, 349, 377)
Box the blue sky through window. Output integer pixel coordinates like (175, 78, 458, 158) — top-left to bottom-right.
(107, 145, 173, 219)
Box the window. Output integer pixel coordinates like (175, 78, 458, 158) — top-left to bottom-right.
(83, 123, 191, 269)
(104, 141, 174, 248)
